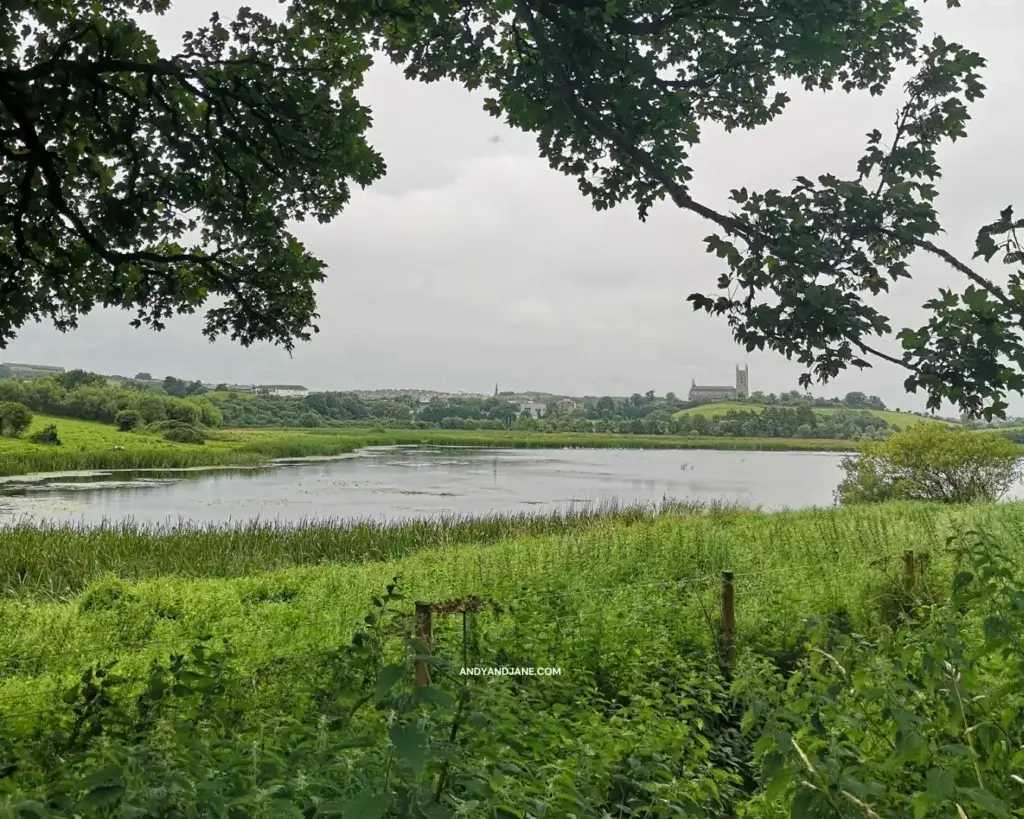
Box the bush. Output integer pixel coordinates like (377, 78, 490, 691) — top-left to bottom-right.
(0, 401, 33, 438)
(28, 424, 61, 445)
(163, 425, 206, 444)
(114, 409, 143, 431)
(835, 422, 1022, 505)
(167, 402, 202, 426)
(296, 411, 326, 428)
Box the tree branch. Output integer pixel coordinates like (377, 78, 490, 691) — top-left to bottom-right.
(512, 0, 750, 239)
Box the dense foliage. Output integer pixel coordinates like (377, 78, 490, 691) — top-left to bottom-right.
(836, 423, 1023, 504)
(0, 373, 221, 429)
(0, 506, 1022, 816)
(0, 0, 383, 351)
(214, 388, 904, 439)
(0, 399, 32, 437)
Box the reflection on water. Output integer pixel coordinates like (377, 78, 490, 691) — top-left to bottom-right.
(0, 446, 853, 527)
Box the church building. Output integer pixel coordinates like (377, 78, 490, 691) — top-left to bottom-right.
(687, 365, 749, 404)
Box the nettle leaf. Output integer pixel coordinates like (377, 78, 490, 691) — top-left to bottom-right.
(341, 789, 390, 819)
(957, 787, 1009, 818)
(76, 784, 125, 810)
(374, 662, 408, 700)
(925, 767, 956, 801)
(390, 723, 428, 776)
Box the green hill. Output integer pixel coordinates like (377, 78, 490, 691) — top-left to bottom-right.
(673, 402, 947, 430)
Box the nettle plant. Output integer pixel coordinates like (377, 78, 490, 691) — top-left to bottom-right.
(0, 581, 494, 818)
(739, 530, 1024, 818)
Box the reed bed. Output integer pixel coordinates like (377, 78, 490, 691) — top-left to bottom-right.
(0, 500, 688, 599)
(1, 500, 1022, 712)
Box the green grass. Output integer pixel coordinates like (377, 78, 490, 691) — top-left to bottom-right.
(674, 402, 946, 429)
(203, 390, 256, 401)
(0, 500, 1016, 710)
(1, 501, 1022, 815)
(0, 416, 858, 477)
(0, 502, 673, 600)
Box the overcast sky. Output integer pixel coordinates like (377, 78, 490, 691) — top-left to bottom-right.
(5, 0, 1022, 409)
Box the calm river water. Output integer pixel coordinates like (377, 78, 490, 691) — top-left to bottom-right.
(0, 446, 855, 526)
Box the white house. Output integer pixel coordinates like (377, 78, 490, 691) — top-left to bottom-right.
(257, 384, 309, 397)
(518, 401, 547, 419)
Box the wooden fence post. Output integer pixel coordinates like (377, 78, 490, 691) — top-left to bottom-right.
(414, 603, 432, 686)
(903, 550, 916, 593)
(721, 571, 736, 669)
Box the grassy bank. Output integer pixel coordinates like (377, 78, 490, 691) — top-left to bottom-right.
(0, 500, 1016, 694)
(673, 401, 946, 429)
(0, 415, 857, 477)
(0, 502, 1021, 815)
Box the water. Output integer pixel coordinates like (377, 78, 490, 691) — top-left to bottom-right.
(0, 446, 854, 526)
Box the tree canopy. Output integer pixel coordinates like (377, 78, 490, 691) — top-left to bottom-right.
(0, 0, 383, 350)
(3, 0, 1020, 417)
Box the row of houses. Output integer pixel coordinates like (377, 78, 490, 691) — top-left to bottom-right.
(517, 398, 580, 419)
(208, 384, 309, 397)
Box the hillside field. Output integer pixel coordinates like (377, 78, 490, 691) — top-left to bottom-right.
(673, 401, 947, 429)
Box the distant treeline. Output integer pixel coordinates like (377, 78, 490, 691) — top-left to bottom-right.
(216, 391, 896, 440)
(0, 370, 221, 428)
(0, 369, 908, 440)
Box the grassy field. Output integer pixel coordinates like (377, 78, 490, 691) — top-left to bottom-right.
(0, 500, 1009, 705)
(673, 401, 947, 429)
(0, 414, 859, 477)
(0, 501, 1020, 816)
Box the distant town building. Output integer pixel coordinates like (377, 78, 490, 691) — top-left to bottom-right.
(4, 362, 65, 376)
(688, 365, 749, 404)
(256, 384, 309, 397)
(518, 401, 547, 419)
(556, 398, 579, 412)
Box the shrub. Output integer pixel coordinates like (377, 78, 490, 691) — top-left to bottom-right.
(114, 409, 143, 431)
(167, 402, 202, 426)
(0, 401, 32, 437)
(28, 424, 61, 445)
(163, 425, 206, 444)
(835, 422, 1022, 505)
(296, 411, 326, 428)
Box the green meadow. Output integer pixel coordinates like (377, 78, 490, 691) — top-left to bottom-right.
(0, 495, 1021, 815)
(673, 401, 946, 429)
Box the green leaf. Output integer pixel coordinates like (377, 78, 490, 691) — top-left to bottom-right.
(76, 784, 125, 810)
(957, 787, 1009, 818)
(925, 767, 955, 801)
(10, 801, 48, 819)
(390, 723, 428, 775)
(790, 788, 816, 819)
(75, 766, 123, 791)
(374, 662, 407, 700)
(952, 571, 974, 593)
(414, 685, 456, 709)
(341, 789, 389, 819)
(765, 767, 793, 802)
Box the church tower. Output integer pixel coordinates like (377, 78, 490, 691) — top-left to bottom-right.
(735, 364, 749, 399)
